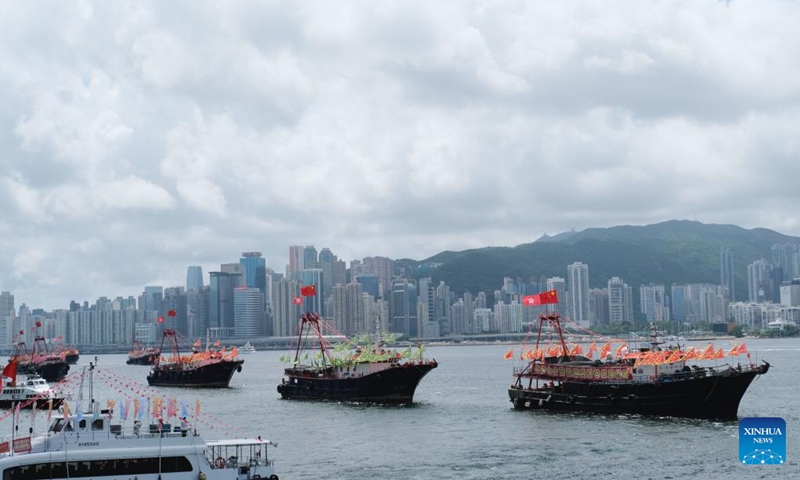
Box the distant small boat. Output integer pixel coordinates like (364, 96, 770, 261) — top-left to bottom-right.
(240, 342, 257, 354)
(126, 341, 160, 366)
(0, 373, 65, 410)
(10, 336, 70, 383)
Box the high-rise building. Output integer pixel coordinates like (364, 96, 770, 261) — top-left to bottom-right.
(390, 278, 418, 337)
(747, 259, 771, 303)
(608, 277, 633, 324)
(356, 275, 380, 299)
(363, 256, 394, 299)
(300, 269, 324, 314)
(771, 243, 800, 282)
(288, 245, 305, 278)
(589, 288, 609, 326)
(303, 246, 318, 270)
(318, 248, 335, 302)
(186, 266, 204, 291)
(720, 247, 736, 301)
(209, 271, 239, 337)
(567, 262, 590, 327)
(546, 277, 567, 316)
(234, 286, 264, 337)
(0, 291, 14, 317)
(272, 277, 301, 338)
(240, 252, 267, 292)
(639, 283, 669, 322)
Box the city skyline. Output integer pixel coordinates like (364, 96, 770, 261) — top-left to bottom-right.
(3, 2, 800, 310)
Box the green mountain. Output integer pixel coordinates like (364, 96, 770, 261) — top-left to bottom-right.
(401, 220, 800, 300)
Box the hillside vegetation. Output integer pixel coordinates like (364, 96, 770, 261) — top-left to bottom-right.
(401, 220, 800, 300)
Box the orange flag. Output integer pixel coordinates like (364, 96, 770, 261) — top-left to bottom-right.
(587, 342, 597, 359)
(193, 339, 201, 348)
(599, 342, 612, 359)
(714, 348, 725, 360)
(503, 348, 514, 360)
(702, 344, 715, 360)
(615, 342, 627, 358)
(683, 348, 697, 361)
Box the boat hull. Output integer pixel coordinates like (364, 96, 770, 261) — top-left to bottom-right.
(127, 353, 159, 365)
(147, 360, 244, 388)
(508, 363, 769, 420)
(17, 362, 70, 383)
(277, 362, 437, 404)
(0, 397, 64, 410)
(64, 354, 79, 365)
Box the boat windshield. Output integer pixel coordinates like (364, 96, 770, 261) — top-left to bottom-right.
(49, 418, 65, 432)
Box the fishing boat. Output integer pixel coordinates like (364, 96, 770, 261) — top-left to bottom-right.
(59, 347, 80, 365)
(276, 312, 438, 404)
(10, 337, 70, 383)
(0, 368, 65, 410)
(126, 341, 160, 366)
(240, 342, 257, 354)
(147, 330, 244, 388)
(0, 363, 279, 480)
(508, 312, 769, 420)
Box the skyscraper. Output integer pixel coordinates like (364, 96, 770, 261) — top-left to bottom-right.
(288, 245, 305, 278)
(234, 286, 264, 337)
(608, 277, 633, 324)
(567, 262, 590, 327)
(186, 266, 204, 291)
(209, 271, 239, 336)
(720, 246, 735, 301)
(747, 259, 770, 303)
(240, 252, 267, 292)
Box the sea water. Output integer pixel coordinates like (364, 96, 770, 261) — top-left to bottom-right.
(16, 338, 800, 480)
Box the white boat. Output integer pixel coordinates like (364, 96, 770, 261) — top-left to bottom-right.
(0, 374, 65, 410)
(0, 365, 279, 480)
(240, 342, 257, 354)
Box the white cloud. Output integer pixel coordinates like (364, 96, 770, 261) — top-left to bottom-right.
(1, 0, 799, 309)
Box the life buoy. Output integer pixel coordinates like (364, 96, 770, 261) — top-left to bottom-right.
(213, 457, 226, 469)
(566, 395, 574, 404)
(269, 475, 279, 480)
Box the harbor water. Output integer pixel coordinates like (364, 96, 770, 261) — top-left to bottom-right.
(17, 338, 800, 479)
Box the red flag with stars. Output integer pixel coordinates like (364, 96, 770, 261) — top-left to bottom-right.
(300, 285, 317, 297)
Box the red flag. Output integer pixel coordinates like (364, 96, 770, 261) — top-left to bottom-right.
(157, 316, 165, 323)
(293, 297, 303, 305)
(18, 330, 24, 336)
(521, 289, 559, 306)
(2, 361, 16, 384)
(193, 340, 201, 348)
(35, 320, 42, 328)
(300, 284, 317, 297)
(503, 348, 514, 360)
(167, 309, 176, 317)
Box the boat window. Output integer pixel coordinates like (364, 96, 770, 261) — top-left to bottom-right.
(2, 457, 193, 480)
(64, 420, 74, 431)
(92, 418, 103, 430)
(49, 418, 65, 432)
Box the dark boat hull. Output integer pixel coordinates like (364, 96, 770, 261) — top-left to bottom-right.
(508, 363, 769, 420)
(127, 353, 158, 365)
(0, 397, 64, 410)
(147, 360, 244, 388)
(17, 362, 70, 383)
(64, 354, 79, 365)
(277, 362, 437, 404)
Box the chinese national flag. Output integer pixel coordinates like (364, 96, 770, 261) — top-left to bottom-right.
(293, 297, 303, 305)
(193, 339, 201, 347)
(503, 348, 514, 360)
(35, 320, 42, 328)
(157, 316, 165, 323)
(167, 309, 176, 317)
(521, 289, 559, 306)
(300, 284, 316, 297)
(599, 342, 611, 359)
(2, 361, 16, 384)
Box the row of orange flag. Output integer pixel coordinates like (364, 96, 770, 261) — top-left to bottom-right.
(503, 342, 750, 364)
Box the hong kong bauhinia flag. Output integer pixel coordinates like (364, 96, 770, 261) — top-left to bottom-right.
(521, 289, 559, 306)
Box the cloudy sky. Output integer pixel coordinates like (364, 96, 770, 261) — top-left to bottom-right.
(2, 1, 799, 310)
